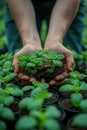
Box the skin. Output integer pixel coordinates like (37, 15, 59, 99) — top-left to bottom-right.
(8, 0, 80, 86)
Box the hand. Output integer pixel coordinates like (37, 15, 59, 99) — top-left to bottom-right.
(44, 43, 75, 87)
(13, 44, 42, 81)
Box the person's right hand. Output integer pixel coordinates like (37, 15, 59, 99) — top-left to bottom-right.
(13, 44, 42, 82)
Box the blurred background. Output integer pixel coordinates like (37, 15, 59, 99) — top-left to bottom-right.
(0, 0, 87, 54)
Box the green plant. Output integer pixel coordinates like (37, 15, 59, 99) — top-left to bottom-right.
(72, 99, 87, 128)
(0, 53, 17, 86)
(59, 79, 87, 107)
(0, 83, 23, 106)
(19, 81, 52, 110)
(15, 105, 61, 130)
(18, 50, 64, 75)
(0, 103, 15, 121)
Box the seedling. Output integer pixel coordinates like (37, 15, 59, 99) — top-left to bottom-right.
(59, 80, 87, 107)
(72, 99, 87, 128)
(15, 105, 61, 130)
(18, 50, 64, 75)
(0, 83, 23, 106)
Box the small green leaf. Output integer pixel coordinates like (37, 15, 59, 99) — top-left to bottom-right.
(73, 113, 87, 127)
(0, 120, 7, 130)
(1, 107, 15, 120)
(4, 73, 17, 82)
(22, 85, 34, 92)
(26, 63, 35, 67)
(15, 116, 37, 130)
(0, 104, 4, 114)
(53, 60, 62, 67)
(80, 99, 87, 112)
(71, 93, 83, 107)
(3, 96, 14, 106)
(43, 119, 60, 130)
(19, 61, 27, 67)
(59, 84, 73, 91)
(57, 54, 65, 60)
(80, 82, 87, 90)
(11, 88, 23, 96)
(45, 106, 61, 118)
(19, 97, 43, 110)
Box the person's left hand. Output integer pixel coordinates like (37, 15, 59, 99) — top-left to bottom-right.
(44, 42, 75, 87)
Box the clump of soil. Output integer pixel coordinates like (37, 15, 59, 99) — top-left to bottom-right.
(22, 67, 65, 83)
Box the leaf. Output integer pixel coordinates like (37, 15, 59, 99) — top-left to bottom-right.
(15, 116, 37, 130)
(57, 54, 65, 60)
(73, 113, 87, 127)
(0, 120, 7, 130)
(4, 72, 17, 82)
(80, 99, 87, 112)
(19, 97, 43, 110)
(11, 88, 23, 96)
(80, 82, 87, 90)
(59, 84, 73, 91)
(45, 106, 61, 118)
(43, 119, 60, 130)
(26, 63, 35, 68)
(1, 107, 15, 120)
(53, 60, 62, 68)
(71, 93, 83, 107)
(22, 85, 34, 92)
(19, 61, 27, 67)
(3, 96, 14, 106)
(0, 104, 4, 114)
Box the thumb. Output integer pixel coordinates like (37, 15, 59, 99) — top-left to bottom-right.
(12, 56, 20, 73)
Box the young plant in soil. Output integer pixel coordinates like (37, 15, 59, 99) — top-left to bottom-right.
(73, 51, 87, 74)
(0, 53, 17, 87)
(59, 71, 87, 96)
(22, 81, 59, 106)
(16, 96, 61, 130)
(18, 50, 65, 84)
(69, 99, 87, 129)
(0, 83, 24, 112)
(58, 79, 87, 110)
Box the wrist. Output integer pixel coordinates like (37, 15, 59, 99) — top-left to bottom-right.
(22, 34, 41, 47)
(45, 34, 63, 48)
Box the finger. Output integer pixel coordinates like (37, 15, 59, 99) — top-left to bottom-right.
(41, 78, 45, 82)
(18, 73, 30, 80)
(29, 77, 36, 84)
(66, 54, 75, 72)
(12, 56, 20, 73)
(55, 71, 69, 81)
(13, 61, 19, 73)
(55, 80, 65, 86)
(48, 80, 56, 87)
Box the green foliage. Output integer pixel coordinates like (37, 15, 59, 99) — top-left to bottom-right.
(0, 120, 7, 130)
(73, 114, 87, 128)
(80, 99, 87, 112)
(0, 107, 15, 121)
(59, 71, 87, 107)
(71, 93, 83, 107)
(18, 50, 64, 75)
(15, 116, 37, 130)
(30, 106, 61, 130)
(19, 97, 43, 110)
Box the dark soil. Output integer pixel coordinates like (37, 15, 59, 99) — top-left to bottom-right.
(43, 89, 59, 106)
(22, 67, 65, 83)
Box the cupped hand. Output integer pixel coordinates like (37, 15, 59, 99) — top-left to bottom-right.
(13, 44, 42, 82)
(44, 43, 75, 87)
